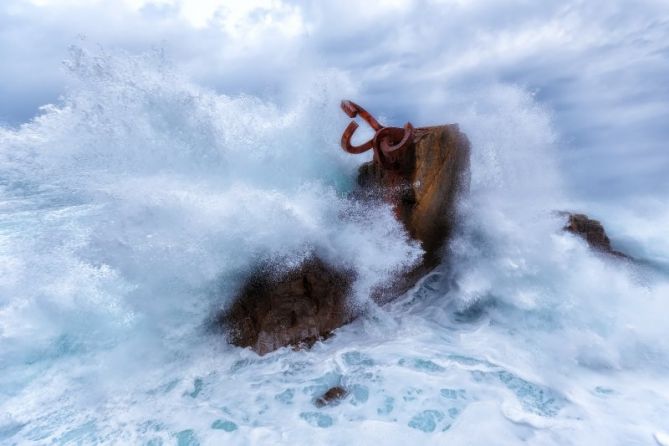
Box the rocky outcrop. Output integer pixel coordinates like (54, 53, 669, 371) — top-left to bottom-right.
(359, 125, 470, 302)
(219, 124, 470, 354)
(219, 256, 354, 355)
(563, 213, 629, 258)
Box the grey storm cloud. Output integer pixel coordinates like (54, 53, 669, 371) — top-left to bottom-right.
(1, 0, 668, 201)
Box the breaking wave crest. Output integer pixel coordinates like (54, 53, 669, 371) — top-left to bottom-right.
(0, 48, 667, 445)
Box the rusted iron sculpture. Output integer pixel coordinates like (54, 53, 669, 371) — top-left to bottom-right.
(340, 100, 414, 169)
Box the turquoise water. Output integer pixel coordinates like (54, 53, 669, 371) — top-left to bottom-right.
(1, 48, 668, 445)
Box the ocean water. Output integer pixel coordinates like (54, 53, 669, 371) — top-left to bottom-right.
(1, 48, 668, 446)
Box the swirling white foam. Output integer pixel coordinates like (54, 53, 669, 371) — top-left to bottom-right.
(0, 48, 668, 445)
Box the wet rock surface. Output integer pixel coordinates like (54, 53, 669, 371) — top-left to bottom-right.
(314, 386, 349, 407)
(359, 125, 470, 303)
(563, 213, 629, 258)
(218, 256, 354, 355)
(219, 124, 470, 354)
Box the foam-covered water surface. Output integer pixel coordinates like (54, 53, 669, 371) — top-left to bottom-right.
(1, 47, 668, 445)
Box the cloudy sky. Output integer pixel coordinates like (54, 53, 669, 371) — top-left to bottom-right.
(1, 0, 668, 202)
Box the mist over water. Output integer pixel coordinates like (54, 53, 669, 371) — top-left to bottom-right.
(1, 41, 668, 446)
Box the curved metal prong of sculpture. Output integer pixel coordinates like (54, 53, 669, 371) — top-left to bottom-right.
(340, 99, 415, 170)
(340, 100, 383, 131)
(340, 100, 359, 118)
(341, 121, 374, 154)
(377, 123, 414, 154)
(373, 124, 414, 168)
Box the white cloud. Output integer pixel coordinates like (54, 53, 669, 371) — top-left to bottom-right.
(1, 0, 668, 202)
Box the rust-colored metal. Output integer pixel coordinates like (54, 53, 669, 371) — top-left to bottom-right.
(340, 100, 414, 169)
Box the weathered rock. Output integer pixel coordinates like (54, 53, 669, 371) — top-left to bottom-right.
(219, 256, 354, 355)
(359, 125, 470, 302)
(314, 386, 348, 408)
(220, 124, 470, 354)
(563, 213, 629, 258)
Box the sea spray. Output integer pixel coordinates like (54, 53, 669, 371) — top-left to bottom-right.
(1, 48, 668, 445)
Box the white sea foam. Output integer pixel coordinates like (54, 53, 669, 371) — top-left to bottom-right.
(0, 48, 668, 445)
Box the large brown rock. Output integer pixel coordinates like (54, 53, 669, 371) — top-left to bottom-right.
(359, 125, 470, 302)
(220, 124, 470, 354)
(219, 256, 354, 355)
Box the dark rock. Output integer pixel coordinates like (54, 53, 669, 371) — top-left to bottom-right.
(218, 256, 354, 355)
(314, 386, 348, 408)
(220, 125, 470, 355)
(359, 125, 471, 302)
(563, 213, 629, 258)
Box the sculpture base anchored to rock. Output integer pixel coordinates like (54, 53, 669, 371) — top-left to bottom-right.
(218, 100, 471, 355)
(357, 123, 470, 303)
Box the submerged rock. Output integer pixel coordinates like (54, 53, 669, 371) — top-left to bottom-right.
(314, 386, 349, 408)
(563, 213, 629, 258)
(219, 256, 354, 355)
(219, 124, 470, 354)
